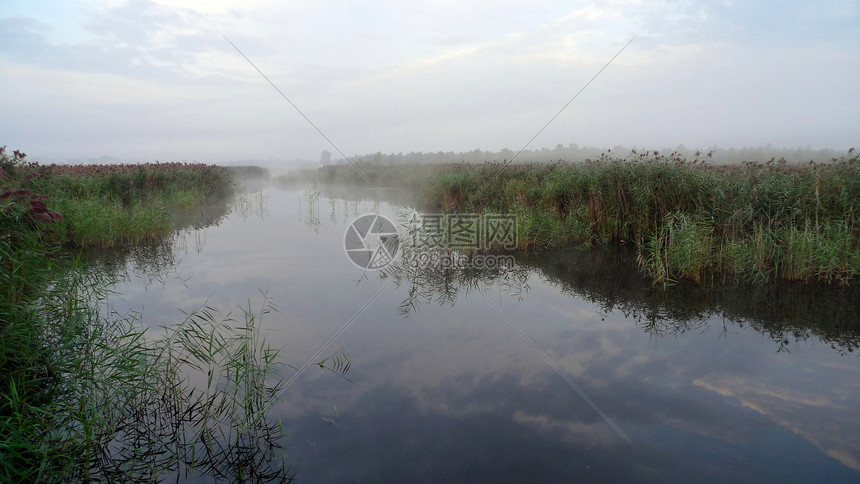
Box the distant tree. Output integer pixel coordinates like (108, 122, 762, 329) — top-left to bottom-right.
(320, 150, 332, 165)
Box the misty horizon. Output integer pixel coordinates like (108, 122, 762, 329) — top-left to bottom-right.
(2, 1, 857, 164)
(22, 143, 857, 172)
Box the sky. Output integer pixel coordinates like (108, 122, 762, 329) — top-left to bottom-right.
(1, 0, 858, 164)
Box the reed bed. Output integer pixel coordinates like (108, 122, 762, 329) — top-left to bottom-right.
(1, 151, 232, 248)
(286, 149, 859, 285)
(1, 148, 292, 481)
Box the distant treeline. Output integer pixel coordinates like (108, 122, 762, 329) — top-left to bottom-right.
(338, 144, 852, 166)
(224, 165, 271, 179)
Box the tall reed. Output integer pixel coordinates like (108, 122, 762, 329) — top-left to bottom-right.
(2, 148, 290, 481)
(289, 149, 860, 284)
(4, 156, 233, 248)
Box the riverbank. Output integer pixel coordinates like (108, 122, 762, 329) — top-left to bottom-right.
(281, 149, 859, 285)
(0, 148, 288, 481)
(3, 157, 231, 247)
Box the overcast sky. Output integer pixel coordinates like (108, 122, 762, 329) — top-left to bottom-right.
(1, 0, 858, 164)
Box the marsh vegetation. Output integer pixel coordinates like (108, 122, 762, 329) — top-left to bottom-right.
(282, 149, 860, 285)
(0, 148, 290, 482)
(4, 141, 859, 481)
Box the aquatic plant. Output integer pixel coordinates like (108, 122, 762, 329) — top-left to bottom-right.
(290, 148, 860, 285)
(1, 146, 290, 481)
(1, 150, 233, 248)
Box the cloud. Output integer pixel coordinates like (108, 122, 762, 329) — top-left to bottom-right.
(1, 0, 858, 161)
(513, 410, 619, 446)
(694, 376, 860, 471)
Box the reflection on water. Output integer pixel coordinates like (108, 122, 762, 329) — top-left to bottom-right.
(381, 241, 531, 317)
(91, 184, 860, 482)
(373, 208, 860, 355)
(68, 190, 291, 482)
(523, 247, 860, 355)
(78, 194, 233, 286)
(92, 300, 290, 483)
(234, 189, 270, 222)
(79, 190, 271, 289)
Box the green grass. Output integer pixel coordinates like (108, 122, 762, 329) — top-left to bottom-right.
(5, 160, 232, 248)
(0, 148, 292, 481)
(286, 149, 860, 285)
(1, 277, 291, 482)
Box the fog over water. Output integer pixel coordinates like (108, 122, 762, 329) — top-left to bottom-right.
(86, 182, 860, 482)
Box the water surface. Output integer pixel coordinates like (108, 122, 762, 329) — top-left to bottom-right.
(95, 183, 860, 483)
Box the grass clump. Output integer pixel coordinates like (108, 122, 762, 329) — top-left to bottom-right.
(1, 147, 291, 481)
(3, 153, 232, 248)
(290, 148, 860, 285)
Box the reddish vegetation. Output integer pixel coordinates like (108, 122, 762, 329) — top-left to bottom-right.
(42, 161, 216, 176)
(1, 144, 217, 178)
(0, 186, 64, 225)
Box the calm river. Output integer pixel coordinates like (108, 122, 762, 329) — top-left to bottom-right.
(93, 181, 860, 483)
